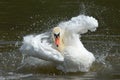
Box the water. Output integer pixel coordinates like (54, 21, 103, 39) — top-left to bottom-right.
(0, 0, 120, 80)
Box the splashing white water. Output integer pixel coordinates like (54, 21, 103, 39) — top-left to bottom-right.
(20, 15, 98, 72)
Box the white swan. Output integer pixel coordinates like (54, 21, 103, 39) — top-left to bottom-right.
(20, 15, 98, 72)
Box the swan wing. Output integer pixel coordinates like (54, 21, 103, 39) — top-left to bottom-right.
(20, 33, 64, 63)
(58, 15, 98, 34)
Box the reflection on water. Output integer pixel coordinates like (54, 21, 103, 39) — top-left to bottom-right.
(0, 0, 120, 80)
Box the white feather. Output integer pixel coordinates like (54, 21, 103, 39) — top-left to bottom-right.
(58, 15, 98, 34)
(20, 33, 64, 63)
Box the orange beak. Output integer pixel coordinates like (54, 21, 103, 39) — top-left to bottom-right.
(55, 37, 60, 47)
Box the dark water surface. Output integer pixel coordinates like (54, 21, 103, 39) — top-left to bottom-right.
(0, 0, 120, 80)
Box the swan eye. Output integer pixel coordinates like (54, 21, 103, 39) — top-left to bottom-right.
(54, 33, 60, 38)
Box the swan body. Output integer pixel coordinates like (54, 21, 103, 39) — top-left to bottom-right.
(20, 15, 98, 72)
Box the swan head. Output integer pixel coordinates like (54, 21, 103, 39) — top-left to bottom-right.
(52, 27, 61, 47)
(52, 27, 64, 52)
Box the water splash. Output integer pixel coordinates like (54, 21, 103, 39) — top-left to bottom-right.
(19, 15, 98, 73)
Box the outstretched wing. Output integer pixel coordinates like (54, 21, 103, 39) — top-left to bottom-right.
(20, 32, 64, 63)
(58, 15, 98, 34)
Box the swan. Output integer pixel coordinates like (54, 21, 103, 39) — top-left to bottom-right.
(20, 15, 98, 72)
